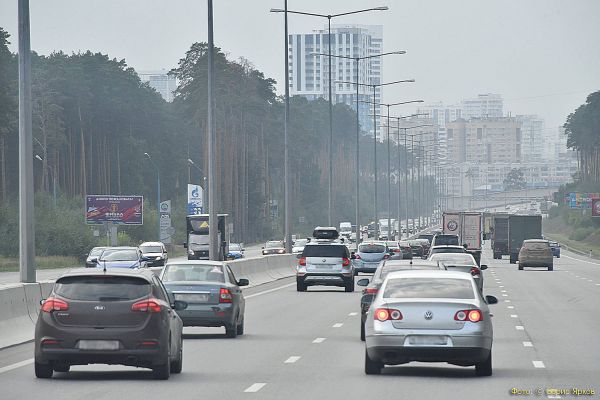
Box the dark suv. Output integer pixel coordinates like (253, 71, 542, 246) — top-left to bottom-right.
(34, 268, 187, 380)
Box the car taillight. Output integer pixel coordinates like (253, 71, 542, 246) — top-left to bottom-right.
(383, 254, 390, 260)
(393, 249, 401, 253)
(299, 257, 306, 266)
(470, 266, 481, 276)
(374, 307, 403, 321)
(131, 299, 162, 313)
(41, 297, 69, 312)
(342, 258, 350, 267)
(354, 254, 361, 260)
(454, 309, 482, 322)
(219, 288, 233, 303)
(363, 287, 378, 295)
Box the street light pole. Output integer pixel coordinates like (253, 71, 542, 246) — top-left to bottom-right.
(144, 153, 161, 242)
(283, 0, 292, 252)
(207, 0, 218, 260)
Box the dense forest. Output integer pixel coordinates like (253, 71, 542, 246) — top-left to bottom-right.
(0, 27, 433, 257)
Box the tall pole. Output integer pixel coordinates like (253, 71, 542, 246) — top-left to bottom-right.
(157, 170, 161, 241)
(354, 57, 360, 246)
(283, 0, 292, 252)
(396, 119, 401, 239)
(386, 105, 391, 240)
(207, 0, 218, 260)
(403, 129, 409, 239)
(372, 85, 378, 240)
(327, 17, 333, 225)
(410, 135, 415, 235)
(19, 0, 34, 283)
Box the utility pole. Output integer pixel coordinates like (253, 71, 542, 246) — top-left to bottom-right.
(207, 0, 218, 260)
(19, 0, 35, 283)
(283, 0, 292, 253)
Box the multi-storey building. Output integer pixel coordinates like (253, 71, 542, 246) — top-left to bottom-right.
(288, 24, 383, 135)
(516, 115, 544, 162)
(461, 93, 503, 120)
(139, 70, 177, 102)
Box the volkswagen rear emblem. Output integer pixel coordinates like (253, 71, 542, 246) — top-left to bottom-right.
(322, 259, 326, 262)
(424, 311, 433, 320)
(94, 305, 105, 311)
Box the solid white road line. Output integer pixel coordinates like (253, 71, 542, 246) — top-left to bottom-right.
(563, 254, 600, 266)
(532, 360, 546, 368)
(348, 312, 358, 316)
(245, 283, 296, 299)
(523, 341, 533, 347)
(332, 323, 343, 328)
(0, 358, 33, 375)
(312, 338, 326, 343)
(516, 325, 525, 330)
(244, 383, 267, 393)
(284, 356, 301, 364)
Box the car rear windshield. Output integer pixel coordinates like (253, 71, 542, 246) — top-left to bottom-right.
(434, 235, 459, 245)
(54, 276, 151, 301)
(431, 248, 465, 254)
(380, 265, 439, 278)
(383, 278, 474, 299)
(303, 245, 348, 258)
(266, 241, 283, 248)
(140, 246, 162, 253)
(89, 248, 105, 257)
(162, 264, 225, 282)
(359, 244, 386, 253)
(100, 249, 138, 261)
(431, 254, 475, 264)
(523, 242, 549, 250)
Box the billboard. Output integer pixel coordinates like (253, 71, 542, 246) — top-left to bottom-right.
(568, 192, 600, 209)
(593, 199, 600, 217)
(86, 195, 143, 225)
(187, 184, 204, 215)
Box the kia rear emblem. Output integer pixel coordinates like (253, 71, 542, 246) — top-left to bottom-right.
(94, 305, 105, 311)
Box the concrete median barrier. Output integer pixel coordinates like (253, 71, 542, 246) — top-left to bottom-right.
(0, 284, 35, 349)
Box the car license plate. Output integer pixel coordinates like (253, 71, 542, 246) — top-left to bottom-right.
(175, 293, 209, 302)
(407, 335, 448, 346)
(315, 265, 333, 269)
(78, 340, 120, 350)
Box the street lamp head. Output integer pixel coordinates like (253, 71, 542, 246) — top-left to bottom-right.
(374, 6, 389, 10)
(270, 8, 284, 13)
(144, 152, 151, 159)
(35, 154, 43, 161)
(187, 158, 195, 165)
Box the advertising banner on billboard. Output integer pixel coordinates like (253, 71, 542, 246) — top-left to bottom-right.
(568, 192, 600, 209)
(592, 198, 600, 217)
(85, 195, 143, 225)
(187, 184, 204, 215)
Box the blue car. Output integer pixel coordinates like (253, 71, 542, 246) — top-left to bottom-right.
(549, 241, 561, 258)
(226, 243, 245, 260)
(94, 247, 149, 269)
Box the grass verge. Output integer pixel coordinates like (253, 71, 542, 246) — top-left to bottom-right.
(0, 255, 80, 273)
(543, 232, 600, 259)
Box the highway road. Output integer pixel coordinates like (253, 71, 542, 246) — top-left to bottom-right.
(0, 244, 265, 285)
(0, 246, 598, 398)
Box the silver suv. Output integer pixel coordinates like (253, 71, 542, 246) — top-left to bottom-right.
(296, 229, 354, 292)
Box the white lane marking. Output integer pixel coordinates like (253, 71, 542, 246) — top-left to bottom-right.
(284, 356, 301, 364)
(532, 360, 546, 368)
(499, 285, 505, 288)
(596, 284, 600, 286)
(575, 275, 580, 278)
(507, 306, 515, 309)
(510, 314, 518, 318)
(563, 254, 600, 266)
(332, 323, 343, 328)
(502, 294, 508, 297)
(245, 283, 296, 299)
(501, 290, 507, 293)
(312, 337, 326, 343)
(0, 358, 33, 374)
(523, 341, 533, 347)
(348, 312, 358, 316)
(505, 300, 511, 303)
(244, 383, 267, 393)
(515, 325, 525, 330)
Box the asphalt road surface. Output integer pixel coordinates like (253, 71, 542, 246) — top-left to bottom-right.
(0, 246, 598, 399)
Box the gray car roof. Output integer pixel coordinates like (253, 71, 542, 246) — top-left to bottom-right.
(55, 267, 155, 282)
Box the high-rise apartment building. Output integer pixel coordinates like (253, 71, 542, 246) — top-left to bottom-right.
(139, 70, 177, 102)
(516, 115, 544, 162)
(461, 93, 503, 120)
(288, 24, 383, 135)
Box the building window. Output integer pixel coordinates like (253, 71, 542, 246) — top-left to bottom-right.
(477, 128, 483, 139)
(516, 128, 522, 142)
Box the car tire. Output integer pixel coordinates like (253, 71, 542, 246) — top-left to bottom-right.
(364, 349, 382, 375)
(53, 363, 70, 373)
(296, 279, 307, 292)
(475, 351, 492, 377)
(170, 338, 183, 374)
(557, 255, 560, 259)
(236, 316, 245, 335)
(518, 264, 524, 270)
(345, 279, 354, 293)
(548, 265, 553, 271)
(153, 360, 171, 380)
(34, 361, 53, 379)
(225, 324, 238, 338)
(360, 321, 365, 341)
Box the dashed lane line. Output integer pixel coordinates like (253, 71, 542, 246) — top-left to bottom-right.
(532, 360, 546, 368)
(332, 323, 343, 328)
(245, 283, 296, 299)
(523, 341, 533, 347)
(348, 312, 358, 316)
(312, 338, 326, 343)
(516, 326, 525, 330)
(284, 356, 301, 364)
(507, 306, 515, 309)
(510, 314, 518, 318)
(244, 383, 267, 393)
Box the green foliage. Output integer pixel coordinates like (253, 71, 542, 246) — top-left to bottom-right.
(503, 168, 526, 190)
(569, 227, 595, 241)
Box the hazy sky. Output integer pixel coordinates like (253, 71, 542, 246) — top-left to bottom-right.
(1, 0, 599, 130)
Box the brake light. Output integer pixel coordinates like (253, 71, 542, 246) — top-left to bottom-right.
(363, 288, 378, 295)
(470, 266, 481, 276)
(383, 254, 390, 260)
(374, 307, 403, 321)
(299, 257, 306, 266)
(342, 258, 350, 267)
(131, 299, 162, 313)
(354, 254, 361, 260)
(454, 309, 483, 322)
(41, 339, 60, 346)
(219, 288, 233, 303)
(41, 297, 69, 312)
(393, 249, 401, 253)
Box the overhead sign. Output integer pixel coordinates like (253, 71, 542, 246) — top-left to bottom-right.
(568, 192, 600, 209)
(86, 195, 143, 225)
(187, 184, 204, 215)
(592, 199, 600, 217)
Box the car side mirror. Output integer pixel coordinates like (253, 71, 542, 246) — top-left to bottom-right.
(480, 264, 488, 270)
(90, 257, 98, 264)
(356, 278, 370, 287)
(261, 246, 265, 249)
(39, 299, 45, 306)
(485, 295, 498, 305)
(173, 300, 188, 311)
(238, 278, 249, 287)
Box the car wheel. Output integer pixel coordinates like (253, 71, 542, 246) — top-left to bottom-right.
(360, 321, 365, 341)
(34, 360, 53, 379)
(53, 363, 70, 373)
(296, 279, 307, 292)
(364, 349, 382, 375)
(557, 255, 560, 258)
(170, 338, 183, 374)
(153, 360, 171, 380)
(518, 264, 524, 270)
(475, 350, 492, 376)
(236, 316, 245, 335)
(345, 280, 354, 293)
(548, 265, 553, 271)
(225, 324, 238, 338)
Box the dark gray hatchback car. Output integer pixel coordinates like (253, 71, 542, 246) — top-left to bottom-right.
(34, 268, 186, 380)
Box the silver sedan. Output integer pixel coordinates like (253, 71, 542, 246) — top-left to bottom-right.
(364, 270, 497, 376)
